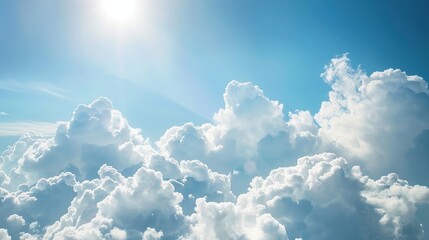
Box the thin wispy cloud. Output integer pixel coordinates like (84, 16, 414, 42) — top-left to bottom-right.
(0, 121, 57, 136)
(0, 112, 8, 116)
(0, 80, 69, 100)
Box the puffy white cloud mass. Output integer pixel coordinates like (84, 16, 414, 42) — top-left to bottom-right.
(316, 54, 429, 181)
(1, 55, 429, 239)
(187, 153, 429, 240)
(0, 229, 11, 240)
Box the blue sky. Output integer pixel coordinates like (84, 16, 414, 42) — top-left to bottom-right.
(1, 1, 429, 239)
(1, 0, 428, 145)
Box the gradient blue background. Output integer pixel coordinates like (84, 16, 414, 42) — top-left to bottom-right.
(1, 0, 428, 148)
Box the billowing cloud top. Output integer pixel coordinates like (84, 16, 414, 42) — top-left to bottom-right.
(1, 55, 429, 239)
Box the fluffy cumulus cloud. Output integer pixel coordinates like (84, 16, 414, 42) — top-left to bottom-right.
(157, 81, 307, 168)
(142, 227, 163, 240)
(0, 97, 154, 190)
(157, 81, 319, 193)
(184, 153, 429, 240)
(1, 55, 429, 239)
(186, 198, 287, 240)
(0, 229, 11, 240)
(43, 167, 187, 240)
(316, 54, 429, 182)
(239, 153, 429, 240)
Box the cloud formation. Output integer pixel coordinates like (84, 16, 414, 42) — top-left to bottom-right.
(1, 55, 429, 239)
(0, 122, 57, 137)
(316, 54, 429, 182)
(236, 153, 429, 239)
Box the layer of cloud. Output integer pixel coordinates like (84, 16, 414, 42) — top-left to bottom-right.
(0, 80, 69, 100)
(187, 153, 429, 239)
(0, 55, 428, 239)
(0, 122, 57, 137)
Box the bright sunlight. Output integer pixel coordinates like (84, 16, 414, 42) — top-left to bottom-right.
(99, 0, 139, 25)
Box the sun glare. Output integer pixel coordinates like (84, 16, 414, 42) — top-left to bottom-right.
(99, 0, 139, 25)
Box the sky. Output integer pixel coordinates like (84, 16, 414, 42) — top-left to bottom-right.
(1, 0, 429, 142)
(1, 0, 429, 240)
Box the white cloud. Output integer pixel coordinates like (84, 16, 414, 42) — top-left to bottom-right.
(41, 159, 233, 239)
(0, 111, 8, 116)
(315, 54, 429, 182)
(109, 227, 127, 240)
(263, 153, 429, 239)
(43, 165, 124, 239)
(43, 166, 188, 239)
(0, 55, 428, 239)
(187, 153, 429, 240)
(157, 54, 429, 190)
(0, 97, 235, 239)
(7, 214, 25, 227)
(212, 80, 286, 154)
(186, 198, 287, 240)
(157, 80, 317, 193)
(142, 227, 163, 240)
(0, 229, 11, 240)
(97, 167, 187, 238)
(0, 172, 76, 239)
(0, 122, 57, 137)
(0, 97, 155, 189)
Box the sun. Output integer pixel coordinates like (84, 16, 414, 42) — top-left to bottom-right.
(99, 0, 139, 25)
